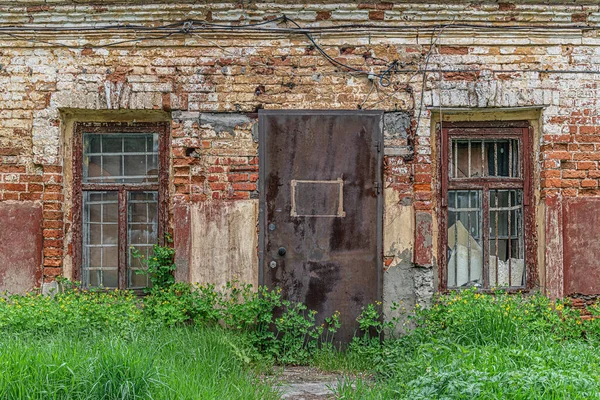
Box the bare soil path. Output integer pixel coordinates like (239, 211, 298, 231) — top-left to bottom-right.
(267, 366, 368, 399)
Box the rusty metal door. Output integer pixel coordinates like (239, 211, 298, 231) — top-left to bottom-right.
(259, 110, 383, 343)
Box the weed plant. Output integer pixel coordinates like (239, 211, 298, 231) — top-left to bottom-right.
(3, 265, 600, 400)
(0, 326, 277, 400)
(335, 288, 600, 399)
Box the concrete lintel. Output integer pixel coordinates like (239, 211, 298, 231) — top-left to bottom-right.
(429, 106, 547, 114)
(384, 146, 412, 157)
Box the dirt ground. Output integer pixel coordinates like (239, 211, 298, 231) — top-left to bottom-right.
(267, 366, 368, 399)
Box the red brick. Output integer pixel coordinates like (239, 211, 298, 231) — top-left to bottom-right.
(414, 191, 432, 201)
(573, 153, 600, 161)
(563, 189, 578, 197)
(580, 144, 595, 151)
(414, 201, 431, 210)
(28, 183, 43, 192)
(44, 248, 63, 257)
(191, 193, 208, 202)
(562, 170, 586, 179)
(191, 175, 206, 184)
(228, 173, 248, 182)
(577, 161, 596, 170)
(414, 164, 432, 174)
(3, 192, 18, 200)
(546, 151, 572, 160)
(43, 202, 62, 211)
(43, 193, 63, 201)
(43, 258, 62, 267)
(43, 174, 62, 183)
(173, 176, 189, 185)
(19, 192, 42, 201)
(414, 183, 431, 192)
(173, 166, 190, 176)
(498, 2, 516, 11)
(541, 170, 561, 178)
(218, 157, 248, 165)
(43, 166, 62, 174)
(543, 178, 562, 188)
(579, 126, 595, 134)
(43, 267, 63, 277)
(369, 10, 385, 20)
(414, 174, 432, 184)
(43, 239, 62, 248)
(249, 173, 259, 182)
(175, 185, 190, 194)
(43, 220, 63, 229)
(561, 179, 580, 188)
(231, 191, 250, 200)
(209, 182, 226, 190)
(1, 183, 26, 191)
(0, 166, 25, 173)
(315, 11, 331, 20)
(172, 147, 187, 157)
(232, 183, 256, 191)
(43, 211, 62, 220)
(44, 184, 62, 192)
(439, 46, 469, 55)
(20, 174, 43, 182)
(582, 179, 597, 188)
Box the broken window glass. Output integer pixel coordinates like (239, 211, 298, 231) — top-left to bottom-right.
(489, 189, 525, 287)
(450, 139, 519, 179)
(447, 190, 483, 288)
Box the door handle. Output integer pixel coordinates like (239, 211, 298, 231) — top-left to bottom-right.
(278, 247, 287, 256)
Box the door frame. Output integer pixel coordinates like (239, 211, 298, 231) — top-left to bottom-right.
(258, 109, 384, 304)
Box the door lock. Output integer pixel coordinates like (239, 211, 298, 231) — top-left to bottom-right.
(278, 247, 287, 256)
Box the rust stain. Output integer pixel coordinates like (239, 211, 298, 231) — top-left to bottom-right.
(414, 211, 432, 267)
(563, 198, 600, 295)
(0, 202, 43, 293)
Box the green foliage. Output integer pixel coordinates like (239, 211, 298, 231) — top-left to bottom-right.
(0, 287, 142, 334)
(334, 289, 600, 399)
(131, 235, 176, 290)
(0, 327, 277, 400)
(8, 274, 600, 399)
(408, 288, 596, 345)
(140, 273, 347, 366)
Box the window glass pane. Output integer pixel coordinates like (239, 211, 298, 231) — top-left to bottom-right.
(83, 133, 159, 183)
(447, 190, 483, 288)
(83, 191, 118, 288)
(488, 189, 524, 288)
(127, 191, 158, 288)
(450, 138, 519, 178)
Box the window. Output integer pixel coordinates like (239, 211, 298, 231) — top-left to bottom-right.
(73, 122, 168, 289)
(440, 122, 532, 290)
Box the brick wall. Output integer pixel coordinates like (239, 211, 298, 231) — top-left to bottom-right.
(0, 1, 599, 296)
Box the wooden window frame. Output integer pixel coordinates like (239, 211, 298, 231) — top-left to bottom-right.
(72, 122, 170, 291)
(438, 121, 536, 292)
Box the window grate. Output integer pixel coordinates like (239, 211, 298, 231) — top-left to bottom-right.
(74, 122, 168, 291)
(442, 124, 530, 290)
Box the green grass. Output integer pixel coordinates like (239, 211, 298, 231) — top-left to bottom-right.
(3, 283, 600, 399)
(333, 289, 600, 399)
(336, 337, 600, 399)
(0, 325, 277, 400)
